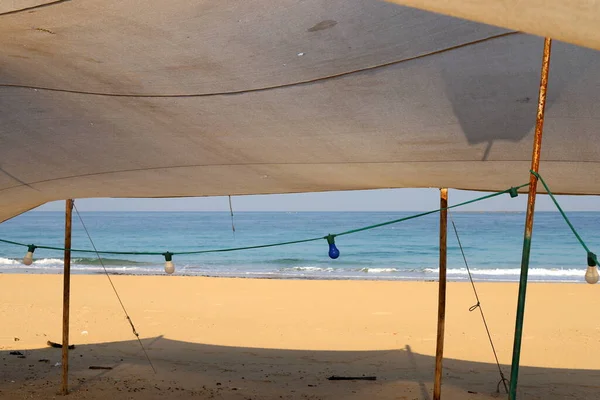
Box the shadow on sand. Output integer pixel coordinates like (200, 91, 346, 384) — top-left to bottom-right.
(1, 336, 599, 399)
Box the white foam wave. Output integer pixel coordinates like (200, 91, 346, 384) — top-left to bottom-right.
(283, 266, 335, 272)
(0, 257, 65, 266)
(424, 267, 584, 277)
(359, 268, 399, 273)
(280, 266, 403, 274)
(0, 262, 160, 274)
(32, 258, 64, 265)
(0, 257, 586, 281)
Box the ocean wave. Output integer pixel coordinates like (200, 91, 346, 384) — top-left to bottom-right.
(0, 256, 148, 267)
(0, 256, 586, 281)
(358, 267, 400, 273)
(0, 257, 66, 266)
(279, 266, 335, 272)
(72, 257, 148, 266)
(424, 267, 584, 277)
(266, 258, 306, 265)
(279, 266, 405, 274)
(31, 258, 65, 265)
(1, 263, 161, 274)
(0, 257, 20, 265)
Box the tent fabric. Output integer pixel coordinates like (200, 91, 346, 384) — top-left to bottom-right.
(388, 1, 600, 53)
(0, 1, 599, 221)
(0, 1, 59, 15)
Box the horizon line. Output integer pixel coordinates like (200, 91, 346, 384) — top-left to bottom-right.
(27, 209, 583, 213)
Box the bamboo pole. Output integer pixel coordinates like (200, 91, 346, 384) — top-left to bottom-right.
(508, 37, 552, 400)
(433, 188, 448, 400)
(62, 199, 74, 395)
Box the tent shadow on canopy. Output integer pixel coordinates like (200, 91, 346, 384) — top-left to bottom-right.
(440, 37, 596, 160)
(1, 337, 598, 399)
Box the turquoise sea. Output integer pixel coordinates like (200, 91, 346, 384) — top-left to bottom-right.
(0, 211, 598, 283)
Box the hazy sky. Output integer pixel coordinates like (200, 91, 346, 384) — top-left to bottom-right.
(33, 188, 600, 212)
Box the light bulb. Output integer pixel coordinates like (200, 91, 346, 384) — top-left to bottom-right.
(585, 266, 599, 284)
(585, 252, 598, 284)
(163, 252, 175, 274)
(165, 260, 175, 274)
(326, 235, 340, 259)
(23, 245, 36, 266)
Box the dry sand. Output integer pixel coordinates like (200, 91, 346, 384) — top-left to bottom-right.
(1, 274, 599, 399)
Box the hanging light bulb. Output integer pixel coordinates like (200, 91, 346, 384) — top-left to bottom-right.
(585, 252, 598, 284)
(509, 187, 519, 198)
(163, 252, 175, 274)
(23, 245, 36, 266)
(326, 235, 340, 259)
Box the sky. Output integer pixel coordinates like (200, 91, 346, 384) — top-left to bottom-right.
(33, 188, 600, 212)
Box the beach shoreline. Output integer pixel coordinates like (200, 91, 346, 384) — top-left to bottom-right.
(0, 267, 588, 284)
(1, 274, 598, 399)
(0, 270, 589, 284)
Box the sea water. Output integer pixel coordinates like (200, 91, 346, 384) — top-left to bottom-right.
(0, 211, 598, 282)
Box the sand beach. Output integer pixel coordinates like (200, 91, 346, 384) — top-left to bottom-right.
(1, 275, 599, 399)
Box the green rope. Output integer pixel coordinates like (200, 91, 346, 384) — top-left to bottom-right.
(335, 185, 527, 237)
(175, 237, 323, 255)
(531, 170, 597, 265)
(0, 238, 31, 247)
(0, 183, 529, 257)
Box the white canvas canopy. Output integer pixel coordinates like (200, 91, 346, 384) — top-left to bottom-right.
(1, 0, 599, 221)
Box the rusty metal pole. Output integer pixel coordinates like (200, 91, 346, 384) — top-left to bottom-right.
(62, 199, 74, 395)
(508, 37, 552, 400)
(433, 188, 448, 400)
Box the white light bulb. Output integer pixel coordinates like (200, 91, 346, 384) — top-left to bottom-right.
(165, 260, 175, 274)
(23, 245, 36, 266)
(163, 252, 175, 274)
(585, 266, 599, 284)
(23, 251, 34, 266)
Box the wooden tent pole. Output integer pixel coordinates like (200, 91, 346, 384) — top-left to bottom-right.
(433, 188, 448, 400)
(62, 199, 74, 395)
(508, 37, 552, 400)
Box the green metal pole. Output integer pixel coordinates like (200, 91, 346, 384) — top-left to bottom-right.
(508, 37, 552, 400)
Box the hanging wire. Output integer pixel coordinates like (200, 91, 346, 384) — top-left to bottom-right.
(72, 204, 156, 373)
(228, 195, 236, 237)
(449, 212, 508, 393)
